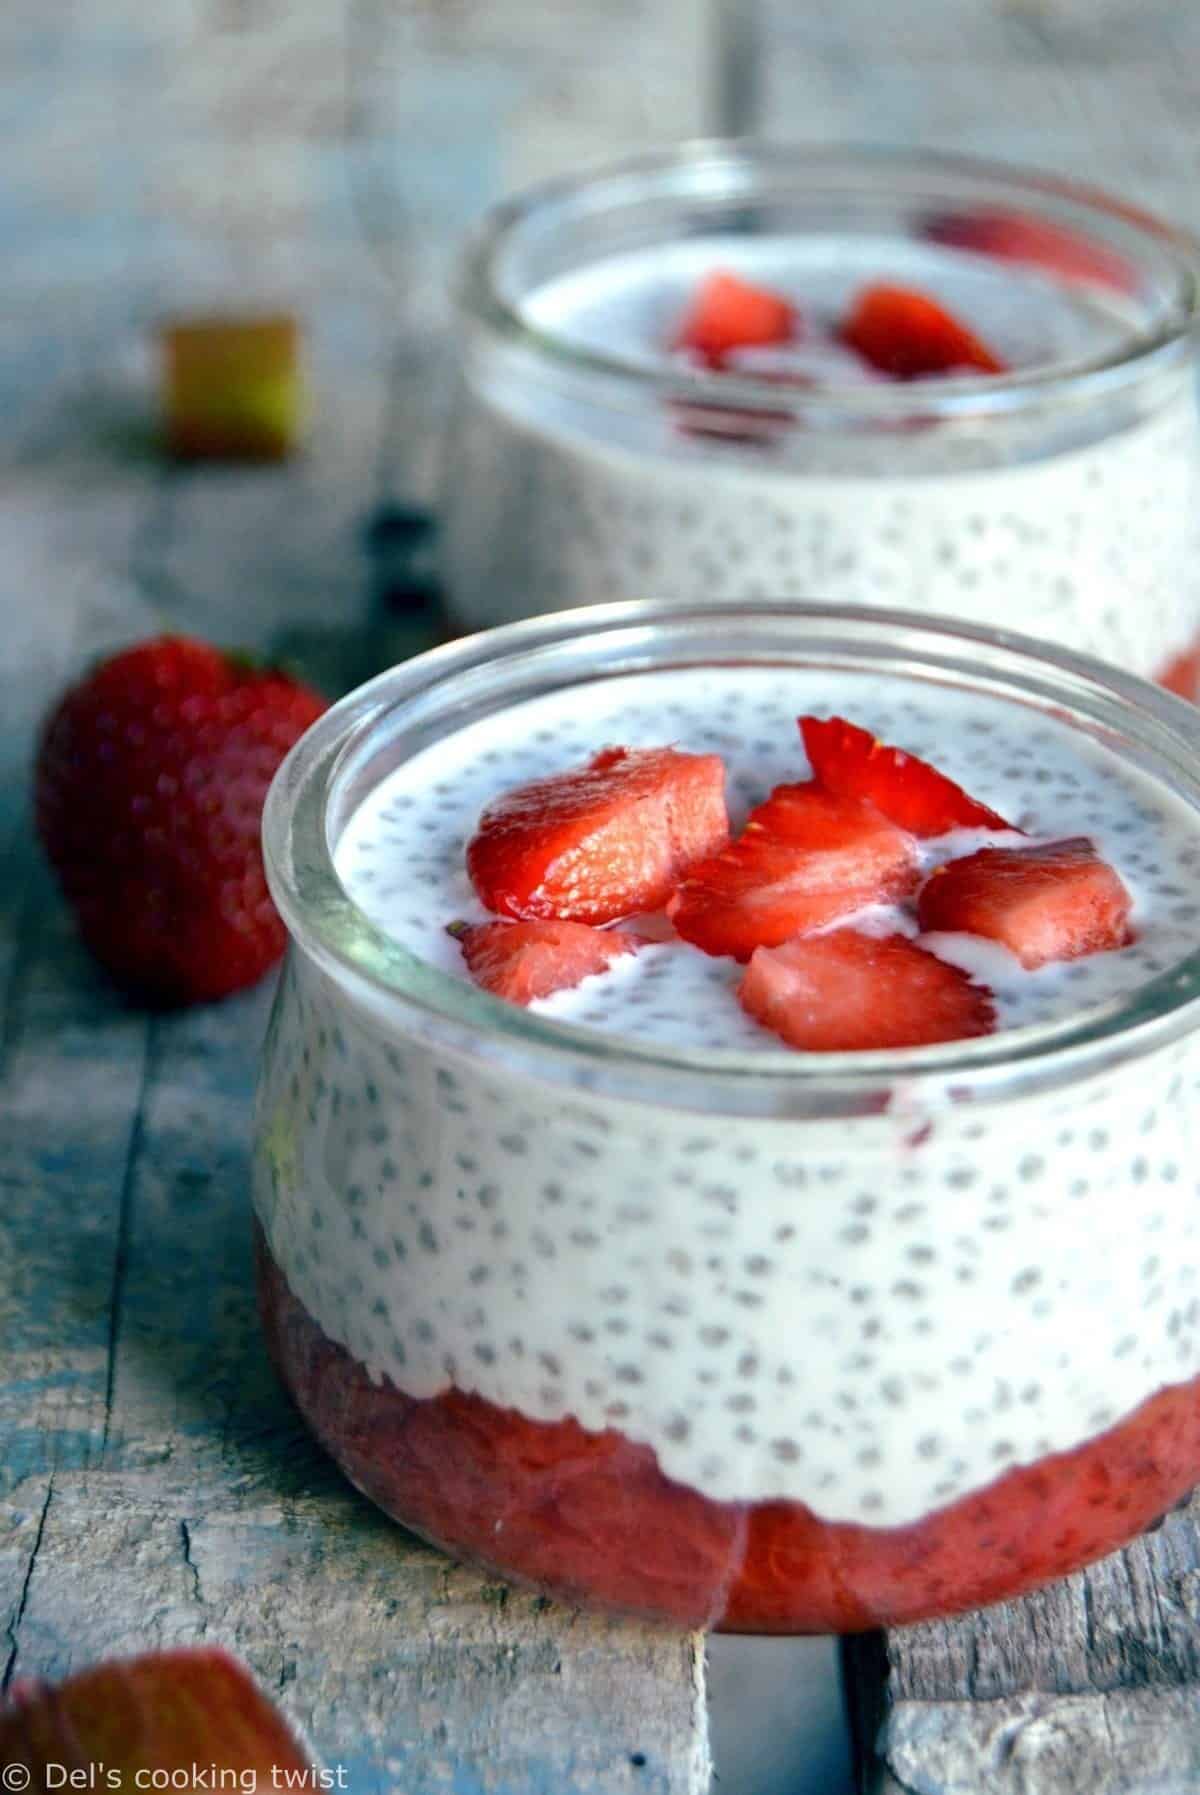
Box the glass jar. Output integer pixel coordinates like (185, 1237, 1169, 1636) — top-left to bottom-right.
(254, 598, 1200, 1633)
(441, 145, 1200, 694)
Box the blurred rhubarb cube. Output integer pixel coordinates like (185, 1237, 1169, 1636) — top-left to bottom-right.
(162, 315, 303, 460)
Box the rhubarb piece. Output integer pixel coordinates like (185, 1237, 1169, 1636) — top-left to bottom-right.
(667, 781, 919, 961)
(840, 282, 1006, 377)
(674, 270, 796, 366)
(467, 746, 728, 926)
(163, 315, 304, 460)
(739, 927, 996, 1051)
(450, 917, 640, 1005)
(800, 714, 1014, 837)
(918, 836, 1134, 969)
(0, 1647, 311, 1788)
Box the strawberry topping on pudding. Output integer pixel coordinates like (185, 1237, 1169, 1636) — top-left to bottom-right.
(739, 927, 997, 1051)
(449, 918, 641, 1005)
(666, 781, 919, 960)
(799, 714, 1015, 836)
(672, 271, 1005, 386)
(466, 745, 728, 924)
(454, 703, 1136, 1051)
(674, 269, 798, 367)
(924, 209, 1138, 295)
(918, 836, 1134, 969)
(839, 281, 1007, 377)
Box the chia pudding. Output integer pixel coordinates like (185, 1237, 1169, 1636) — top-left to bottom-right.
(442, 147, 1200, 693)
(253, 601, 1200, 1632)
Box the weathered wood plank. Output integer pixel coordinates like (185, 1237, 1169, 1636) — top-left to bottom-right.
(5, 1464, 709, 1795)
(847, 1495, 1200, 1792)
(877, 1688, 1200, 1795)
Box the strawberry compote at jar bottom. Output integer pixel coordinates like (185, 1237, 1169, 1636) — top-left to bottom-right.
(255, 601, 1200, 1634)
(443, 147, 1200, 694)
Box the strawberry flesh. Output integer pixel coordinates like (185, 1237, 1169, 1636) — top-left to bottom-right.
(0, 1648, 311, 1785)
(667, 781, 919, 961)
(1159, 644, 1200, 701)
(674, 270, 797, 366)
(740, 927, 996, 1051)
(800, 714, 1014, 837)
(467, 746, 728, 926)
(841, 281, 1006, 377)
(451, 918, 640, 1005)
(924, 210, 1137, 294)
(918, 836, 1134, 969)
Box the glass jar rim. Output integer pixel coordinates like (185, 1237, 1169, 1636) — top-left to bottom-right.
(263, 599, 1200, 1121)
(457, 141, 1200, 425)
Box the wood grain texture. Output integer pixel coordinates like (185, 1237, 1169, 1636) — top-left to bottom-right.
(879, 1688, 1200, 1795)
(845, 1490, 1200, 1791)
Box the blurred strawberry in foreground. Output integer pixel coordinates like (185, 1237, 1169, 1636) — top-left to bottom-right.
(36, 636, 326, 1005)
(0, 1647, 312, 1793)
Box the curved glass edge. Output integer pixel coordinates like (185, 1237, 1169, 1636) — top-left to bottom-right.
(457, 141, 1200, 426)
(262, 599, 1200, 1121)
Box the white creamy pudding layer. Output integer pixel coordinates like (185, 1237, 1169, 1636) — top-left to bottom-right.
(254, 668, 1200, 1528)
(443, 235, 1200, 673)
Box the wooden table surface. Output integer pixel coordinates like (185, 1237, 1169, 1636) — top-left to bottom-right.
(4, 3, 1200, 1792)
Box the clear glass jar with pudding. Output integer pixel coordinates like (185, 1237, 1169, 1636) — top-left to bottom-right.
(441, 147, 1200, 696)
(254, 600, 1200, 1633)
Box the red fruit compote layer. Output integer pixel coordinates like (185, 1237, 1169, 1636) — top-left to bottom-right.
(254, 660, 1200, 1632)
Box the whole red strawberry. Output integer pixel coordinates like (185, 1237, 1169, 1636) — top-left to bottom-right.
(35, 635, 326, 1004)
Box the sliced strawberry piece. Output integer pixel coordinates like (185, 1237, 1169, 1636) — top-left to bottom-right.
(0, 1648, 311, 1788)
(450, 917, 640, 1005)
(467, 746, 728, 925)
(674, 270, 797, 366)
(800, 715, 1014, 837)
(840, 281, 1006, 378)
(739, 927, 995, 1051)
(918, 836, 1133, 969)
(1159, 643, 1200, 701)
(924, 210, 1137, 294)
(666, 781, 919, 961)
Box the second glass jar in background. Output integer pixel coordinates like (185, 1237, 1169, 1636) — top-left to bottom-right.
(441, 145, 1200, 694)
